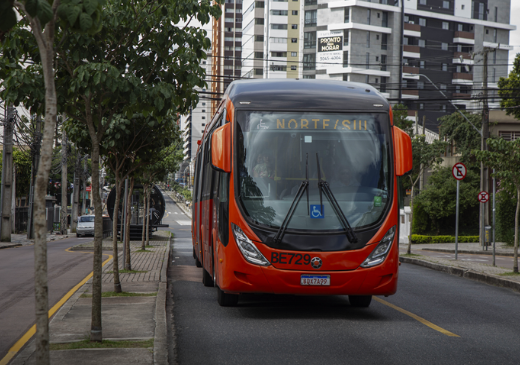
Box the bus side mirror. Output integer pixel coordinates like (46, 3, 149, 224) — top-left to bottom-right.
(211, 123, 231, 173)
(393, 127, 412, 176)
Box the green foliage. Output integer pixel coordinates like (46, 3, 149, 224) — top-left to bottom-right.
(498, 53, 520, 120)
(496, 189, 518, 244)
(392, 103, 413, 135)
(411, 235, 479, 244)
(411, 202, 430, 234)
(172, 183, 192, 202)
(415, 167, 480, 234)
(438, 111, 481, 164)
(13, 148, 32, 197)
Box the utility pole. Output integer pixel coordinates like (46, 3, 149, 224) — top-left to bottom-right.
(480, 49, 490, 249)
(398, 0, 404, 103)
(61, 130, 68, 235)
(27, 116, 42, 239)
(71, 152, 81, 233)
(81, 158, 87, 215)
(419, 115, 426, 191)
(1, 105, 15, 241)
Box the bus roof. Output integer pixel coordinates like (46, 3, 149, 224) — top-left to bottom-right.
(225, 79, 389, 112)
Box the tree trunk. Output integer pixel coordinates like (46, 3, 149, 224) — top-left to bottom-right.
(407, 183, 414, 255)
(32, 15, 59, 364)
(141, 186, 147, 250)
(514, 187, 519, 273)
(89, 137, 103, 341)
(124, 177, 135, 270)
(82, 158, 87, 215)
(146, 186, 151, 247)
(61, 130, 68, 234)
(71, 154, 80, 233)
(112, 178, 122, 293)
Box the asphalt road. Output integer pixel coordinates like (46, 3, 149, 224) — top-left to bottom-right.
(0, 235, 100, 359)
(165, 196, 520, 365)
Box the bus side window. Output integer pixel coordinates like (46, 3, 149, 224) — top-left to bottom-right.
(218, 172, 230, 246)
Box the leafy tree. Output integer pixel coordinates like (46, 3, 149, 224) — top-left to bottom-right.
(1, 2, 104, 360)
(406, 135, 447, 254)
(392, 103, 413, 135)
(13, 148, 33, 198)
(498, 53, 520, 119)
(415, 167, 480, 235)
(475, 137, 520, 273)
(438, 111, 482, 164)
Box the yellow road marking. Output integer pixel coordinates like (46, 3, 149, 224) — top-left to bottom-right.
(0, 248, 113, 365)
(374, 297, 459, 337)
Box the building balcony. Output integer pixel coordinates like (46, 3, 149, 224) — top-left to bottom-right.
(452, 93, 471, 99)
(454, 52, 472, 60)
(402, 89, 419, 99)
(454, 31, 474, 39)
(453, 72, 473, 80)
(404, 23, 421, 37)
(403, 66, 419, 74)
(407, 110, 417, 117)
(403, 45, 420, 59)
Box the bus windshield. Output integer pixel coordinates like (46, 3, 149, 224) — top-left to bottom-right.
(236, 111, 391, 232)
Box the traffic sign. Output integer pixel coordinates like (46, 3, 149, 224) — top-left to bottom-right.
(478, 191, 489, 203)
(452, 163, 467, 180)
(86, 186, 92, 192)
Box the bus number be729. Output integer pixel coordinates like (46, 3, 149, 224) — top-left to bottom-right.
(271, 252, 311, 265)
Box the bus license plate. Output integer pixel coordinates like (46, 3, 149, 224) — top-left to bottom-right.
(300, 275, 330, 286)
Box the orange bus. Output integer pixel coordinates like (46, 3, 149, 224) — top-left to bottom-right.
(192, 80, 412, 307)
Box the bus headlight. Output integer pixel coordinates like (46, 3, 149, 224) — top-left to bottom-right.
(232, 223, 271, 266)
(361, 226, 396, 268)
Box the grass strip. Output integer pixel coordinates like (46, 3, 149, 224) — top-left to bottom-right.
(135, 249, 153, 253)
(50, 338, 154, 350)
(498, 271, 520, 276)
(81, 291, 157, 298)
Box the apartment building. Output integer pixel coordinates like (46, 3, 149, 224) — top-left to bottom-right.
(237, 0, 515, 131)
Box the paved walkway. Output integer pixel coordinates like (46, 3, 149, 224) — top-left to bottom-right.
(399, 241, 520, 292)
(11, 232, 170, 365)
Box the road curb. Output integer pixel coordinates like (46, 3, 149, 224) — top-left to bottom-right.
(153, 236, 171, 365)
(421, 247, 516, 257)
(0, 243, 22, 250)
(399, 256, 520, 293)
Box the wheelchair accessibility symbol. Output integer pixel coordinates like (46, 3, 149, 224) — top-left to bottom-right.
(310, 205, 324, 219)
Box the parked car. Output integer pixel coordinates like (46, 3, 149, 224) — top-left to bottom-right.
(77, 215, 95, 237)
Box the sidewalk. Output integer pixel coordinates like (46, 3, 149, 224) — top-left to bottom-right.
(0, 233, 72, 249)
(11, 231, 171, 365)
(399, 241, 520, 293)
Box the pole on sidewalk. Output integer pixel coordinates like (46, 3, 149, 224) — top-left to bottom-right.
(1, 105, 15, 242)
(122, 178, 128, 266)
(492, 169, 496, 266)
(455, 180, 460, 260)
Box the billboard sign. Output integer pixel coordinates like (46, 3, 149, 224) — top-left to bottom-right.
(317, 30, 343, 70)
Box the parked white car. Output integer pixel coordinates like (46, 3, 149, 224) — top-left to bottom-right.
(77, 215, 95, 237)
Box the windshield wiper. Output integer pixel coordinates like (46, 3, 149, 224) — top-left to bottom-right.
(270, 154, 310, 244)
(316, 153, 358, 244)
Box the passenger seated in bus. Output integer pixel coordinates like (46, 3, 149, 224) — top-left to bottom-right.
(253, 153, 273, 178)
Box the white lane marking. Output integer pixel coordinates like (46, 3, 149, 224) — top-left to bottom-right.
(174, 212, 178, 214)
(176, 220, 192, 226)
(168, 212, 171, 214)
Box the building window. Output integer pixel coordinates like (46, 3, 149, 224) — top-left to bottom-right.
(382, 12, 388, 27)
(418, 39, 425, 47)
(303, 54, 316, 70)
(343, 51, 348, 67)
(344, 30, 349, 46)
(458, 24, 463, 31)
(419, 0, 426, 4)
(493, 51, 497, 64)
(202, 103, 206, 106)
(417, 81, 424, 89)
(255, 51, 264, 59)
(492, 68, 496, 83)
(271, 24, 287, 30)
(305, 10, 317, 27)
(255, 18, 264, 25)
(271, 52, 287, 57)
(271, 37, 287, 43)
(441, 42, 448, 51)
(441, 105, 447, 111)
(366, 52, 370, 69)
(292, 10, 298, 15)
(380, 77, 387, 92)
(202, 116, 206, 120)
(381, 33, 387, 50)
(442, 63, 448, 71)
(270, 65, 287, 72)
(420, 60, 425, 68)
(442, 22, 449, 30)
(303, 75, 315, 79)
(202, 109, 206, 112)
(375, 56, 379, 62)
(271, 9, 288, 16)
(499, 131, 520, 141)
(344, 7, 350, 23)
(376, 34, 379, 40)
(365, 75, 369, 84)
(419, 103, 424, 109)
(292, 24, 298, 29)
(255, 35, 264, 42)
(304, 32, 316, 48)
(381, 55, 387, 71)
(440, 84, 447, 90)
(494, 29, 497, 43)
(254, 68, 263, 75)
(291, 65, 297, 70)
(442, 1, 449, 9)
(495, 7, 498, 22)
(291, 51, 297, 57)
(366, 32, 370, 48)
(367, 9, 371, 25)
(419, 18, 426, 27)
(478, 3, 484, 20)
(291, 38, 297, 43)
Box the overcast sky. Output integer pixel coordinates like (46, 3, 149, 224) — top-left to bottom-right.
(508, 3, 520, 73)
